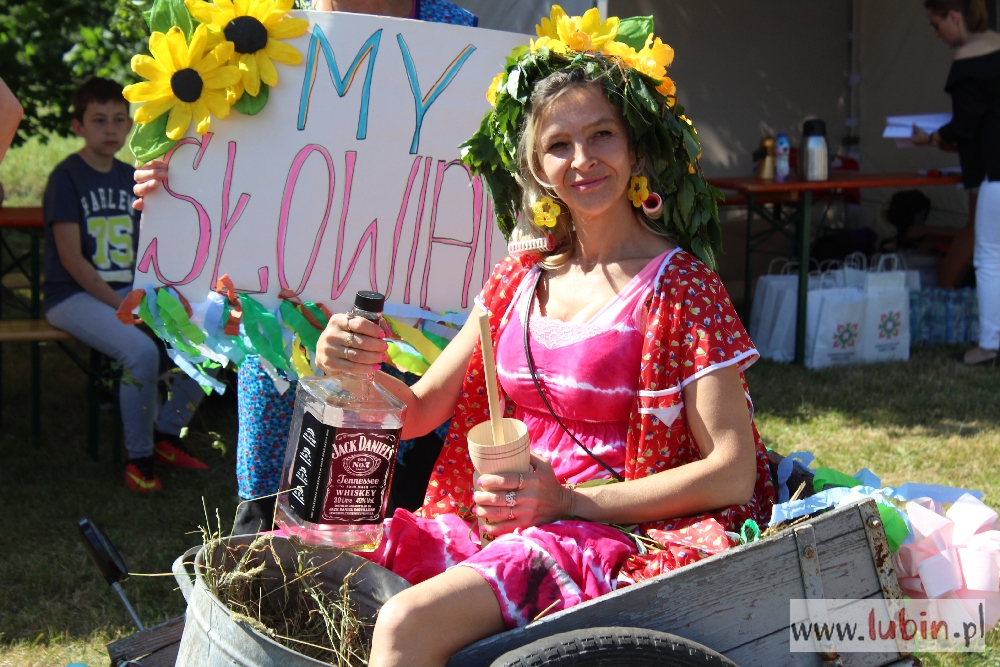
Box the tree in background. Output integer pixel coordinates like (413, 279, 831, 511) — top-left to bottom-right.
(0, 0, 151, 146)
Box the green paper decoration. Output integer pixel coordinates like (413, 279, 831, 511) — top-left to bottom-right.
(129, 114, 180, 164)
(233, 83, 269, 116)
(145, 0, 194, 38)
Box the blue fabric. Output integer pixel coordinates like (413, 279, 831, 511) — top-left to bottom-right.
(42, 154, 140, 312)
(234, 4, 475, 500)
(415, 0, 478, 26)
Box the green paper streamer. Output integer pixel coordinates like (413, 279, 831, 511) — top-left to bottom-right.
(877, 502, 908, 553)
(156, 289, 206, 345)
(739, 519, 761, 545)
(421, 328, 450, 351)
(240, 295, 288, 371)
(812, 467, 861, 493)
(615, 16, 655, 51)
(234, 83, 270, 115)
(129, 114, 179, 164)
(278, 301, 321, 351)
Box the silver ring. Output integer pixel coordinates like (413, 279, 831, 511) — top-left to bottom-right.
(517, 473, 524, 490)
(505, 490, 516, 507)
(508, 507, 515, 520)
(342, 346, 352, 360)
(345, 332, 355, 348)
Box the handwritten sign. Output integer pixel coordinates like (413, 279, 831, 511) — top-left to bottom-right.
(135, 11, 527, 318)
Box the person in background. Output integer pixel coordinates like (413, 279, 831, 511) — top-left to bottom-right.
(133, 0, 478, 530)
(913, 0, 1000, 364)
(44, 78, 211, 492)
(0, 77, 22, 164)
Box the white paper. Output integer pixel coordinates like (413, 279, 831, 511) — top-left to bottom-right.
(883, 113, 952, 138)
(135, 12, 528, 318)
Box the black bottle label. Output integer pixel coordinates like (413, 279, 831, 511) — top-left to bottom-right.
(317, 427, 400, 525)
(288, 410, 332, 523)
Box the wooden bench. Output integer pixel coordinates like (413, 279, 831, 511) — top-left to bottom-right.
(0, 319, 122, 460)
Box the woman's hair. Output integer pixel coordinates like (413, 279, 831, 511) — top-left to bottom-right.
(924, 0, 989, 33)
(512, 62, 668, 270)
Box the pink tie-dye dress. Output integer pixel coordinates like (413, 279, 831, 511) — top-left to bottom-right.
(363, 251, 679, 628)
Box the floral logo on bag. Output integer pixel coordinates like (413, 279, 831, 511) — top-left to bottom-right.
(833, 323, 859, 349)
(878, 312, 902, 339)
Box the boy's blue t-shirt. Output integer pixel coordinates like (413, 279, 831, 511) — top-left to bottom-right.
(43, 154, 139, 312)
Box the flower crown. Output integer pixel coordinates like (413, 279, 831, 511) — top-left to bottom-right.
(460, 6, 723, 270)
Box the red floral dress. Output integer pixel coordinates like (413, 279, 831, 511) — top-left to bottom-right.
(363, 250, 775, 628)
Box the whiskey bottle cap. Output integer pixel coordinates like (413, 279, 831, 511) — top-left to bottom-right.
(354, 290, 385, 313)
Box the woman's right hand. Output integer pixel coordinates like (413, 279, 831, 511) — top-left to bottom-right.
(315, 313, 389, 375)
(132, 159, 168, 210)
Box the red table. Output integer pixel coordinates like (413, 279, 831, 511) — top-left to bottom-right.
(707, 173, 963, 364)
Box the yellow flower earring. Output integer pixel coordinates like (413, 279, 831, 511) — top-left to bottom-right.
(627, 175, 649, 208)
(531, 196, 561, 228)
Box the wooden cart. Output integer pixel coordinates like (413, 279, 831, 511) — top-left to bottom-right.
(448, 455, 916, 667)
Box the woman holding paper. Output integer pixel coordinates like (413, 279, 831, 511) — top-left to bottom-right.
(914, 0, 1000, 364)
(315, 7, 775, 665)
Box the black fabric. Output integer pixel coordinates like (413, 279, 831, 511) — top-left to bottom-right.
(939, 49, 1000, 188)
(387, 431, 445, 513)
(42, 154, 140, 311)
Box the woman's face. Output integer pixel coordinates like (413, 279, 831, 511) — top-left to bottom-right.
(928, 9, 967, 48)
(535, 85, 635, 220)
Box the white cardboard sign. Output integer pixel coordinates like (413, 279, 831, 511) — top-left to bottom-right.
(135, 11, 527, 317)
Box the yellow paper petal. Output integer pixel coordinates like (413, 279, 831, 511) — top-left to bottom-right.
(122, 81, 171, 103)
(202, 90, 231, 119)
(187, 24, 209, 65)
(213, 41, 235, 63)
(148, 32, 175, 72)
(166, 27, 192, 70)
(166, 102, 193, 140)
(263, 37, 301, 64)
(267, 16, 308, 38)
(184, 0, 220, 26)
(202, 64, 242, 89)
(258, 0, 292, 22)
(240, 53, 260, 96)
(215, 0, 236, 17)
(131, 54, 169, 83)
(256, 51, 278, 86)
(133, 97, 177, 124)
(192, 99, 211, 134)
(234, 0, 250, 16)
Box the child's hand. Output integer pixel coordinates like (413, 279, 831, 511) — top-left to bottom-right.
(132, 159, 168, 210)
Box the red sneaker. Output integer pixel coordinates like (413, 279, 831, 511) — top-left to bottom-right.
(154, 435, 209, 470)
(125, 457, 163, 493)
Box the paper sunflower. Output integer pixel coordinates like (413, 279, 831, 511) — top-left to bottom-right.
(185, 0, 308, 99)
(124, 24, 242, 140)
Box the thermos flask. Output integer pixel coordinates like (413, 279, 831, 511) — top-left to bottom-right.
(799, 119, 828, 182)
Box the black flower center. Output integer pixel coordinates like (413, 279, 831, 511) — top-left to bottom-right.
(170, 68, 203, 103)
(224, 16, 268, 54)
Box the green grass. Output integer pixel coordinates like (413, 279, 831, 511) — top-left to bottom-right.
(0, 133, 136, 207)
(0, 341, 997, 665)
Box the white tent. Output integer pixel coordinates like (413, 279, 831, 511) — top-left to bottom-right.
(452, 0, 991, 291)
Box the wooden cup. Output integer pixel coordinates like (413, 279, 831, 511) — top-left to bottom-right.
(467, 418, 530, 545)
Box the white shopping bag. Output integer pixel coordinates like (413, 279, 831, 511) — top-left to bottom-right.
(806, 286, 867, 369)
(861, 288, 911, 363)
(750, 259, 798, 360)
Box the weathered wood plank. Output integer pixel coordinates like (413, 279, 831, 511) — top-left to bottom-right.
(450, 500, 899, 667)
(132, 641, 180, 667)
(106, 615, 185, 664)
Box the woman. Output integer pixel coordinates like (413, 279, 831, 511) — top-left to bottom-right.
(913, 0, 1000, 364)
(315, 12, 775, 665)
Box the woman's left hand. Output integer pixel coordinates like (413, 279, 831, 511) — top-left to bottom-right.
(473, 454, 573, 537)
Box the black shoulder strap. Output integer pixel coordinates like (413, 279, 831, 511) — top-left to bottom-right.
(522, 269, 625, 482)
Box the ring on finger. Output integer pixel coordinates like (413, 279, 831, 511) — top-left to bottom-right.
(342, 346, 352, 360)
(517, 473, 524, 490)
(505, 490, 516, 507)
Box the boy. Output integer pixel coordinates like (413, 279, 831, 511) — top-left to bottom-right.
(43, 77, 209, 492)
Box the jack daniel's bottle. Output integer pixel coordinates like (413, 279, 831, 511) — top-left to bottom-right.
(275, 291, 406, 551)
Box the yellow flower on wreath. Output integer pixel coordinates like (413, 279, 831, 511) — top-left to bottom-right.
(604, 35, 676, 98)
(531, 196, 561, 228)
(486, 72, 505, 106)
(534, 5, 618, 53)
(185, 0, 308, 99)
(124, 24, 241, 140)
